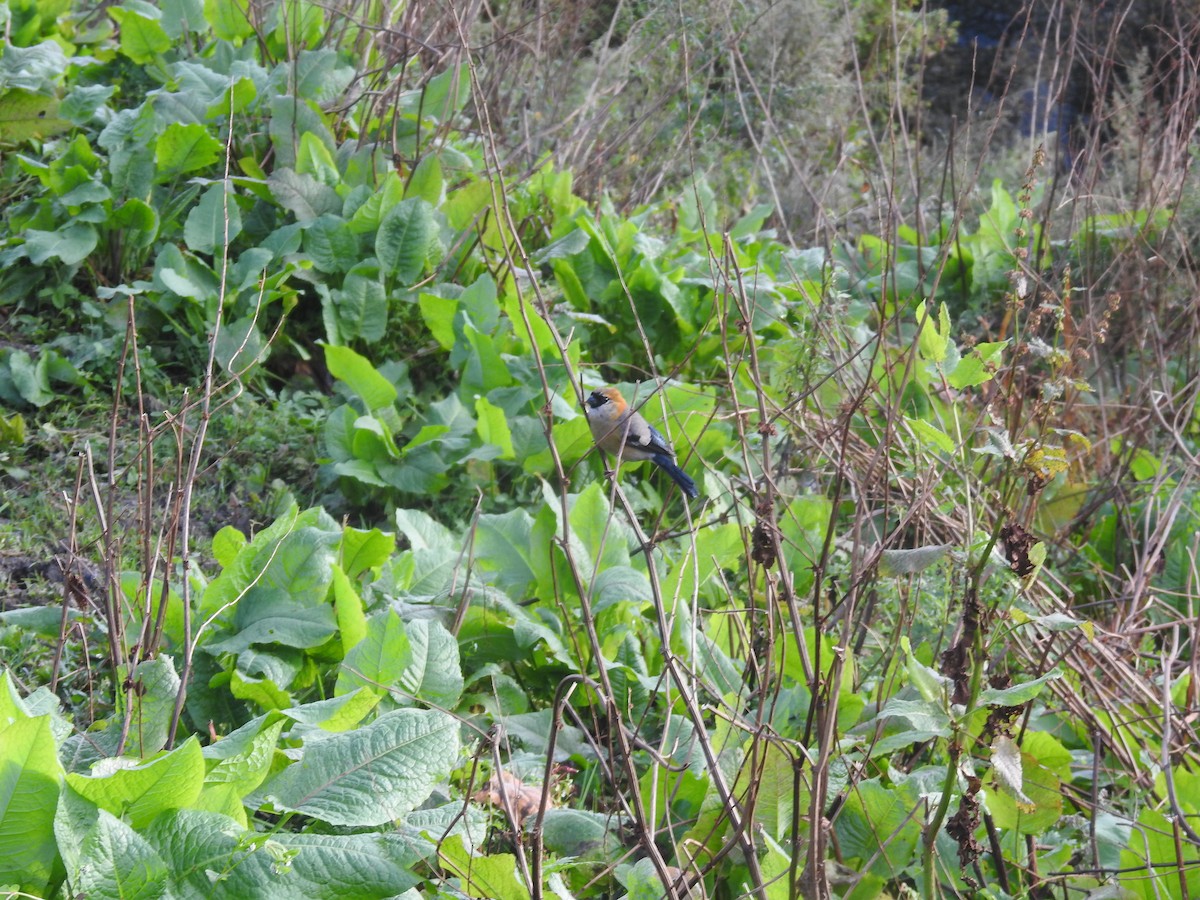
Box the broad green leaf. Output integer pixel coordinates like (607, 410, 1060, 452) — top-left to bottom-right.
(66, 738, 204, 830)
(337, 609, 414, 697)
(329, 270, 387, 342)
(140, 808, 425, 897)
(991, 734, 1031, 803)
(438, 833, 530, 900)
(120, 656, 183, 758)
(460, 321, 511, 391)
(111, 7, 171, 63)
(412, 65, 470, 122)
(155, 122, 222, 176)
(184, 183, 242, 254)
(211, 525, 247, 567)
(0, 715, 62, 894)
(268, 166, 341, 222)
(916, 300, 951, 363)
(263, 708, 460, 826)
(201, 715, 286, 798)
(293, 48, 356, 104)
(404, 154, 443, 205)
(200, 505, 340, 627)
(905, 415, 956, 453)
(349, 172, 405, 233)
(834, 779, 921, 878)
(206, 75, 257, 118)
(376, 197, 434, 284)
(207, 591, 338, 654)
(474, 396, 515, 460)
(331, 564, 368, 656)
(341, 527, 396, 580)
(901, 636, 949, 703)
(305, 213, 359, 273)
(4, 349, 54, 406)
(215, 316, 266, 375)
(473, 509, 537, 597)
(977, 669, 1060, 706)
(324, 343, 398, 410)
(69, 805, 170, 900)
(878, 543, 953, 577)
(983, 742, 1062, 835)
(24, 224, 97, 266)
(0, 90, 70, 141)
(399, 619, 463, 708)
(394, 508, 458, 553)
(419, 291, 457, 349)
(531, 228, 590, 264)
(297, 130, 339, 186)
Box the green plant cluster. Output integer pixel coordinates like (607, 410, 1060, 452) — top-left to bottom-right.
(1, 2, 1198, 900)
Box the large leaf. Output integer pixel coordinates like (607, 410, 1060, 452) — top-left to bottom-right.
(155, 122, 222, 176)
(184, 183, 243, 254)
(0, 715, 63, 894)
(376, 197, 434, 284)
(262, 708, 460, 826)
(65, 738, 204, 830)
(324, 343, 398, 410)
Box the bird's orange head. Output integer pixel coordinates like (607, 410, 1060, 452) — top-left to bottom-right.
(586, 387, 628, 415)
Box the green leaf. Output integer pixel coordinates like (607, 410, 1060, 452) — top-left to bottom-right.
(474, 396, 515, 460)
(66, 738, 204, 830)
(155, 122, 222, 176)
(419, 291, 457, 350)
(201, 505, 341, 636)
(24, 224, 97, 266)
(901, 636, 949, 703)
(201, 715, 286, 798)
(340, 527, 396, 580)
(111, 7, 171, 63)
(0, 90, 70, 142)
(332, 565, 368, 655)
(398, 619, 463, 708)
(4, 349, 53, 406)
(64, 802, 170, 900)
(977, 669, 1060, 707)
(121, 656, 183, 758)
(206, 76, 257, 119)
(184, 183, 242, 254)
(141, 808, 425, 897)
(412, 65, 470, 122)
(916, 300, 951, 363)
(214, 316, 266, 375)
(304, 214, 359, 273)
(905, 415, 956, 453)
(297, 130, 339, 186)
(473, 509, 537, 597)
(404, 154, 443, 205)
(879, 543, 953, 577)
(328, 270, 387, 343)
(439, 833, 530, 900)
(983, 741, 1063, 835)
(376, 197, 434, 284)
(0, 715, 62, 894)
(262, 708, 460, 826)
(834, 779, 921, 878)
(268, 167, 341, 222)
(324, 343, 398, 410)
(337, 609, 414, 697)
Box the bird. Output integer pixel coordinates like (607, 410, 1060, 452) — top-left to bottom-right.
(584, 386, 699, 499)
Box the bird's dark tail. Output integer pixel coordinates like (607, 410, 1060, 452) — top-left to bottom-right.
(652, 455, 700, 499)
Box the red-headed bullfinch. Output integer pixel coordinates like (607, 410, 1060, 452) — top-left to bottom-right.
(584, 387, 699, 499)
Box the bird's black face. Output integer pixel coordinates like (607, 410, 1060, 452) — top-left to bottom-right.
(585, 391, 609, 409)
